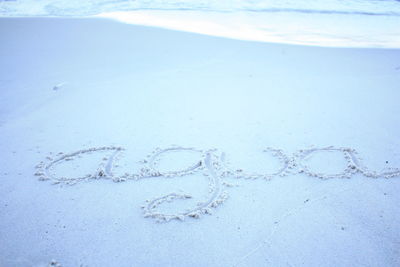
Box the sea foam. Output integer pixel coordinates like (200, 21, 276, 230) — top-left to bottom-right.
(1, 1, 399, 47)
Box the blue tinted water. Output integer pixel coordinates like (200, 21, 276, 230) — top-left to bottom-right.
(1, 0, 400, 17)
(1, 0, 399, 48)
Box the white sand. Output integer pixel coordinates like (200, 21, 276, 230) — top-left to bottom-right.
(1, 18, 400, 266)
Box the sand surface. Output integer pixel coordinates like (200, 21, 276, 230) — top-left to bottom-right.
(1, 18, 400, 267)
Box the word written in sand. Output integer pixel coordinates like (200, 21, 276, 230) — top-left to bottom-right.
(35, 146, 399, 222)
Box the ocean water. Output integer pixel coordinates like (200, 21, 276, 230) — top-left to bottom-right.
(1, 0, 400, 47)
(1, 0, 400, 17)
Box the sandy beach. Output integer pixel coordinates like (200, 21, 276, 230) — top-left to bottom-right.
(1, 17, 400, 266)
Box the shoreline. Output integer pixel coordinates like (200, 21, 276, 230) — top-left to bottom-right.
(1, 10, 400, 48)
